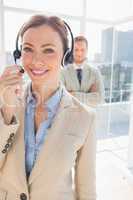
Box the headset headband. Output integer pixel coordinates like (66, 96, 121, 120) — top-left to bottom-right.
(13, 19, 74, 66)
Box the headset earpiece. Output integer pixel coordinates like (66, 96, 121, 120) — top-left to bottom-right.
(62, 48, 73, 66)
(13, 49, 21, 63)
(13, 28, 22, 64)
(65, 49, 73, 64)
(62, 21, 74, 67)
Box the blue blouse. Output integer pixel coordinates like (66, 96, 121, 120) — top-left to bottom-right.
(24, 85, 63, 177)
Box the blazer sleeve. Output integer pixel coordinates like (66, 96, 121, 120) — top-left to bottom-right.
(74, 112, 96, 200)
(0, 111, 19, 170)
(94, 68, 105, 103)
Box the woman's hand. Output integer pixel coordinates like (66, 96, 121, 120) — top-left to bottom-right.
(0, 65, 23, 124)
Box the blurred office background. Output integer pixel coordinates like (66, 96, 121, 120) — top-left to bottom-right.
(0, 1, 133, 199)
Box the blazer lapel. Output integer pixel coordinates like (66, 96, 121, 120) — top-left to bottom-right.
(28, 91, 75, 185)
(69, 65, 80, 90)
(81, 65, 91, 91)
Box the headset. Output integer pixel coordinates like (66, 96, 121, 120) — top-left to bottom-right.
(13, 20, 74, 68)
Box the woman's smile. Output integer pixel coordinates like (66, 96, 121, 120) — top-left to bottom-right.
(30, 68, 50, 76)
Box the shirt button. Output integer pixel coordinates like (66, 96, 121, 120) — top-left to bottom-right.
(10, 133, 15, 138)
(5, 143, 10, 149)
(20, 193, 27, 200)
(2, 149, 7, 153)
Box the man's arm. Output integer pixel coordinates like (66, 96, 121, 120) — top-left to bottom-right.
(91, 69, 105, 103)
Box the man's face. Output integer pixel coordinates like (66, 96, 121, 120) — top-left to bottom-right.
(73, 41, 88, 64)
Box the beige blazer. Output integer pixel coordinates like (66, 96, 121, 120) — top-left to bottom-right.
(0, 86, 96, 200)
(60, 63, 105, 107)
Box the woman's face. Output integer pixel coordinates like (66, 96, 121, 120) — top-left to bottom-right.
(21, 25, 64, 87)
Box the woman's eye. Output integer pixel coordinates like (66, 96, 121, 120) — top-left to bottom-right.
(43, 48, 54, 54)
(22, 47, 33, 52)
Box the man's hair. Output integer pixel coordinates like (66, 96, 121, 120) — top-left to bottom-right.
(74, 36, 88, 48)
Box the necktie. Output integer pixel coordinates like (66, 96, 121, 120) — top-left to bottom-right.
(76, 69, 82, 85)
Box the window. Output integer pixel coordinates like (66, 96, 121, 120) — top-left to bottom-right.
(4, 11, 32, 52)
(4, 0, 83, 16)
(112, 22, 133, 102)
(62, 17, 81, 36)
(85, 23, 110, 61)
(87, 0, 133, 21)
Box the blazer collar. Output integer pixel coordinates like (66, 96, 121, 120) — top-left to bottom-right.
(15, 84, 75, 186)
(68, 63, 91, 89)
(28, 88, 76, 184)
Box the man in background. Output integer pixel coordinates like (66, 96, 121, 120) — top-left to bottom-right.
(60, 35, 105, 107)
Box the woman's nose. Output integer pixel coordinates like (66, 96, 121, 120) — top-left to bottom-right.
(32, 53, 44, 65)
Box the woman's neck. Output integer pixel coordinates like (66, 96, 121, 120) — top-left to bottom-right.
(31, 82, 59, 105)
